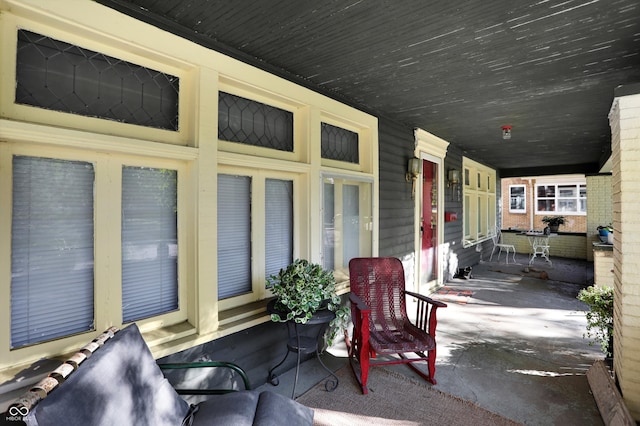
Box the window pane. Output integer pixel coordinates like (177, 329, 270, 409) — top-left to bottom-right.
(11, 156, 95, 347)
(218, 92, 293, 152)
(16, 30, 179, 131)
(265, 179, 293, 280)
(558, 199, 577, 212)
(321, 123, 359, 163)
(342, 184, 360, 264)
(322, 176, 372, 276)
(122, 167, 178, 322)
(323, 182, 335, 271)
(558, 185, 577, 197)
(538, 200, 555, 212)
(509, 185, 525, 212)
(218, 175, 252, 299)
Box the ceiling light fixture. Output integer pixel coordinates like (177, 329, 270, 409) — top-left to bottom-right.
(502, 125, 512, 140)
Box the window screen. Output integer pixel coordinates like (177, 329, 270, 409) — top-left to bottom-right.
(11, 156, 95, 348)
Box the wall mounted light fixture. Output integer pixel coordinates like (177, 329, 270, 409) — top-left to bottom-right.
(406, 157, 421, 200)
(447, 169, 461, 201)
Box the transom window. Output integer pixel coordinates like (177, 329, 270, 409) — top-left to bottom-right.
(321, 123, 359, 163)
(218, 92, 293, 152)
(16, 30, 180, 131)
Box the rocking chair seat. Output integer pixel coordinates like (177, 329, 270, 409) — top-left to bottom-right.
(347, 257, 446, 394)
(369, 321, 435, 354)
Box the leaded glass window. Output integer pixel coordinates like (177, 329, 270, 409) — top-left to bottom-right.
(16, 30, 179, 131)
(321, 123, 359, 163)
(218, 92, 293, 151)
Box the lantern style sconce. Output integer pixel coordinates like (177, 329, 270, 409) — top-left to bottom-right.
(448, 169, 461, 201)
(406, 157, 421, 200)
(501, 125, 512, 140)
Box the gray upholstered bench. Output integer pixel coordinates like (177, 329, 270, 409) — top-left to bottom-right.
(8, 324, 313, 426)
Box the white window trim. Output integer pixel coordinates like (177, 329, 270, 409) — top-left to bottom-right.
(0, 131, 192, 370)
(463, 157, 496, 247)
(534, 180, 587, 216)
(509, 184, 527, 213)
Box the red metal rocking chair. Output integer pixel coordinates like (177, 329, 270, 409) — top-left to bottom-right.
(346, 257, 447, 394)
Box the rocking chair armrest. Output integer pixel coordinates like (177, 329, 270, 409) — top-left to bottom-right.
(404, 290, 448, 308)
(349, 292, 372, 314)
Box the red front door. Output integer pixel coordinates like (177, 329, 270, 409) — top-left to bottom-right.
(421, 159, 438, 287)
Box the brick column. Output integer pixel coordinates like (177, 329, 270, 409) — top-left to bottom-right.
(609, 84, 640, 421)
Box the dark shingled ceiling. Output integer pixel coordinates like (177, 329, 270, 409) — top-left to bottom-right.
(98, 0, 640, 176)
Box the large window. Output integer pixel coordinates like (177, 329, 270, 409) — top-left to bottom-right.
(463, 158, 496, 247)
(217, 171, 294, 306)
(536, 183, 586, 214)
(7, 149, 186, 355)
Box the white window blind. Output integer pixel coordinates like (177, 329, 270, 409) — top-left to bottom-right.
(342, 184, 360, 265)
(11, 156, 95, 348)
(217, 174, 252, 299)
(265, 179, 293, 280)
(122, 166, 178, 322)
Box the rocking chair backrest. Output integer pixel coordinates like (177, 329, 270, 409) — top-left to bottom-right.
(349, 257, 408, 330)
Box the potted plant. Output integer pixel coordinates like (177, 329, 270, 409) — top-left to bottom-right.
(267, 259, 349, 346)
(541, 215, 566, 233)
(577, 285, 614, 360)
(597, 225, 613, 243)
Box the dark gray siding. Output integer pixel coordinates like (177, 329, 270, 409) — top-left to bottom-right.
(378, 118, 415, 259)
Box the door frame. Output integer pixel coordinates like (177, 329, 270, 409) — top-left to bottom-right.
(412, 128, 449, 293)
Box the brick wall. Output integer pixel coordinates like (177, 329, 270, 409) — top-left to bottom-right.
(586, 174, 613, 261)
(501, 177, 586, 233)
(610, 91, 640, 421)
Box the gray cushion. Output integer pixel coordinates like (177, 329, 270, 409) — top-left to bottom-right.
(191, 390, 313, 426)
(253, 391, 314, 426)
(27, 324, 189, 426)
(191, 390, 260, 426)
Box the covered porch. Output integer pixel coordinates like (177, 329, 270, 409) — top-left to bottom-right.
(176, 256, 603, 424)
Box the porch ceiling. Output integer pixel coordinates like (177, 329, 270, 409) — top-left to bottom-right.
(99, 0, 640, 176)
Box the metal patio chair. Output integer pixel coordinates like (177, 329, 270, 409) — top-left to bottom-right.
(490, 229, 517, 264)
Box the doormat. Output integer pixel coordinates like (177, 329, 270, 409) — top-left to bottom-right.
(431, 286, 474, 304)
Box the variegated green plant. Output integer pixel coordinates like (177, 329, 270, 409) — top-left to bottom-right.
(268, 259, 349, 347)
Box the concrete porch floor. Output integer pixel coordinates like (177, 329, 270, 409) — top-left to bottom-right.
(257, 254, 605, 425)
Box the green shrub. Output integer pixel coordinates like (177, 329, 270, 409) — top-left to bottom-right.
(577, 285, 613, 355)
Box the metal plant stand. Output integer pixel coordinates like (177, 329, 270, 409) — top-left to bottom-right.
(267, 300, 339, 398)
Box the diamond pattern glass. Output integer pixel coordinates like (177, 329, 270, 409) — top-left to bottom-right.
(321, 122, 359, 163)
(15, 30, 179, 131)
(218, 92, 293, 152)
